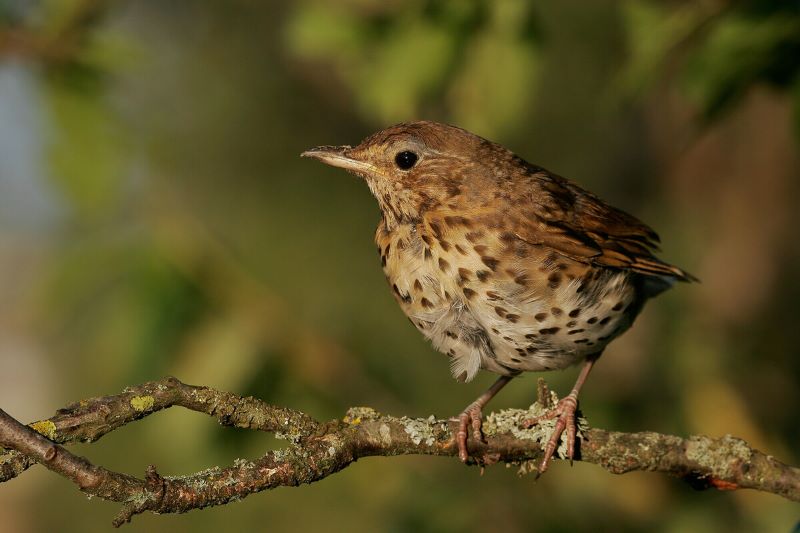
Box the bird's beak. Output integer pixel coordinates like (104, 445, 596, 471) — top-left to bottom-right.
(301, 145, 375, 174)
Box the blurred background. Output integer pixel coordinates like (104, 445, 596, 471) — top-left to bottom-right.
(1, 1, 799, 531)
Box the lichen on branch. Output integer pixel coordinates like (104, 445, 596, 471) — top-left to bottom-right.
(1, 377, 798, 527)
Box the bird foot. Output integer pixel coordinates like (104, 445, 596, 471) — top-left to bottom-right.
(455, 401, 486, 463)
(520, 392, 579, 474)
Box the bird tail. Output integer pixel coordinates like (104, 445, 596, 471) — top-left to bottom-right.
(631, 257, 699, 283)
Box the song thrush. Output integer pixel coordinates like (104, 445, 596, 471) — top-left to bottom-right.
(302, 121, 695, 472)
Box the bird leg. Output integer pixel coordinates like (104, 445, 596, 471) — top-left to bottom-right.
(456, 375, 513, 463)
(521, 355, 599, 473)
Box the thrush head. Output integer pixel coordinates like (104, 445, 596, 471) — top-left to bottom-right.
(302, 121, 512, 227)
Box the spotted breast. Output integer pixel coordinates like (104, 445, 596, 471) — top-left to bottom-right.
(376, 209, 646, 383)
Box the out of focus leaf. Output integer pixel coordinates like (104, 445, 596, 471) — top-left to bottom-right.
(286, 0, 539, 132)
(37, 0, 110, 52)
(681, 12, 800, 119)
(448, 0, 540, 137)
(356, 15, 455, 122)
(39, 235, 211, 383)
(619, 0, 711, 95)
(285, 3, 367, 59)
(45, 80, 124, 219)
(621, 0, 800, 130)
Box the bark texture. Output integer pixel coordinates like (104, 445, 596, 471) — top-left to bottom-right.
(1, 377, 797, 527)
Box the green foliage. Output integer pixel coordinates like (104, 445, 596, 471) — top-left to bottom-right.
(623, 0, 800, 127)
(620, 0, 711, 94)
(8, 0, 138, 221)
(287, 0, 541, 136)
(37, 232, 211, 385)
(45, 80, 124, 219)
(682, 10, 800, 120)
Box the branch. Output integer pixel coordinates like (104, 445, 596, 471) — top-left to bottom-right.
(1, 378, 797, 526)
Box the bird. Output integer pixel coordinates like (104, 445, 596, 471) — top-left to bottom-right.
(301, 121, 695, 473)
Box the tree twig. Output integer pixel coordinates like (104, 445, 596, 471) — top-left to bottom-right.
(1, 377, 798, 527)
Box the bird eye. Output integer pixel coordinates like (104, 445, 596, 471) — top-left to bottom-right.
(394, 151, 418, 170)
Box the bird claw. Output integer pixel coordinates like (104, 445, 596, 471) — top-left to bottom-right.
(456, 401, 486, 463)
(520, 392, 579, 474)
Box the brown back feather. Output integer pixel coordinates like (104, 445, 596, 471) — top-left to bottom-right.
(513, 169, 697, 282)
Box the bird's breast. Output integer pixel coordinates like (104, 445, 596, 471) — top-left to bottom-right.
(375, 214, 644, 380)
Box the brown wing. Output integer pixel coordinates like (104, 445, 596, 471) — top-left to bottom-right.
(513, 171, 697, 282)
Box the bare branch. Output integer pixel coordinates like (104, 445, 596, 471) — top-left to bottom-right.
(1, 377, 798, 527)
